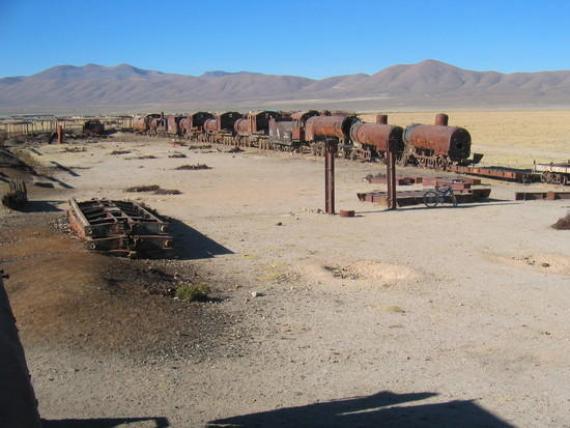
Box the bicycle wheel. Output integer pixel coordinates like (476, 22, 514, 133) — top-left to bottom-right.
(423, 190, 440, 208)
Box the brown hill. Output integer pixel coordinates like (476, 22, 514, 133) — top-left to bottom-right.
(2, 60, 570, 113)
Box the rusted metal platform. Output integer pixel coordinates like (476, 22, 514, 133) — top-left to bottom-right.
(357, 188, 492, 207)
(67, 198, 173, 257)
(449, 165, 539, 183)
(515, 191, 570, 201)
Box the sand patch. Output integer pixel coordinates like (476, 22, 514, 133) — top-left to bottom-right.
(489, 253, 570, 276)
(303, 259, 419, 286)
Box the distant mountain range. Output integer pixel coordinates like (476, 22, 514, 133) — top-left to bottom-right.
(2, 60, 570, 114)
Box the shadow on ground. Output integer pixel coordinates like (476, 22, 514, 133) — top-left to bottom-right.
(169, 218, 233, 260)
(12, 200, 64, 213)
(42, 417, 169, 428)
(207, 390, 513, 428)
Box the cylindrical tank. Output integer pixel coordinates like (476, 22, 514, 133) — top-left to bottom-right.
(349, 122, 404, 154)
(203, 118, 218, 133)
(305, 115, 360, 141)
(403, 124, 471, 161)
(234, 118, 251, 136)
(179, 117, 191, 135)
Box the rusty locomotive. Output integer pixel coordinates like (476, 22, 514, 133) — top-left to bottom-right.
(132, 110, 481, 168)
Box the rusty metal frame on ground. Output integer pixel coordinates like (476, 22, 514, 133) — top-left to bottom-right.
(67, 198, 173, 257)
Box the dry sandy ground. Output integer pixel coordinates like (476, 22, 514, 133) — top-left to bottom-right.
(1, 134, 570, 427)
(360, 110, 570, 167)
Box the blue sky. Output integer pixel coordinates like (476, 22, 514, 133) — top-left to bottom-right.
(1, 0, 569, 78)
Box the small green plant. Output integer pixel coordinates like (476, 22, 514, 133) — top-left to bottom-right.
(175, 283, 210, 302)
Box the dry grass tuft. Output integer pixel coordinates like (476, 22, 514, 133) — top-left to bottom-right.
(174, 163, 211, 170)
(552, 213, 570, 230)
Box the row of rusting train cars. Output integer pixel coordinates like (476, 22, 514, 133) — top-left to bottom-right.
(133, 110, 481, 168)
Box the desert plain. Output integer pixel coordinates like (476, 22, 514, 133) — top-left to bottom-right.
(1, 110, 569, 427)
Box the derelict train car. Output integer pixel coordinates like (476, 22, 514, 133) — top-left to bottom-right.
(232, 111, 281, 147)
(305, 114, 361, 157)
(201, 111, 243, 143)
(349, 115, 405, 161)
(265, 110, 320, 151)
(133, 113, 162, 134)
(401, 113, 482, 169)
(179, 112, 215, 139)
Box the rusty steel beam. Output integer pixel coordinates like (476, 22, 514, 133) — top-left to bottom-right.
(56, 124, 63, 144)
(324, 140, 337, 214)
(386, 141, 397, 210)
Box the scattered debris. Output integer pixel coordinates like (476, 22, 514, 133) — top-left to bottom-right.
(552, 213, 570, 230)
(110, 150, 131, 155)
(175, 163, 211, 170)
(67, 198, 173, 257)
(1, 179, 27, 209)
(275, 221, 283, 226)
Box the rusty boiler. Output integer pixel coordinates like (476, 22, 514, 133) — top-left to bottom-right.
(403, 114, 471, 161)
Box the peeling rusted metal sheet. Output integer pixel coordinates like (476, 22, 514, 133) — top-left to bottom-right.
(67, 198, 173, 257)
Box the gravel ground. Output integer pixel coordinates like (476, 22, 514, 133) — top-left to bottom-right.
(1, 135, 569, 427)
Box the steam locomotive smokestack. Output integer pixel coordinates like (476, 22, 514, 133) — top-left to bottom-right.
(376, 114, 388, 125)
(435, 113, 449, 126)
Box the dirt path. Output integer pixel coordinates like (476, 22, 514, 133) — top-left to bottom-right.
(1, 137, 569, 427)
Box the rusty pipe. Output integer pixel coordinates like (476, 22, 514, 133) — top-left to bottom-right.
(376, 114, 388, 125)
(435, 113, 449, 126)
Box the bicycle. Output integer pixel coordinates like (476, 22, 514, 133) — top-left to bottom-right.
(423, 185, 458, 208)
